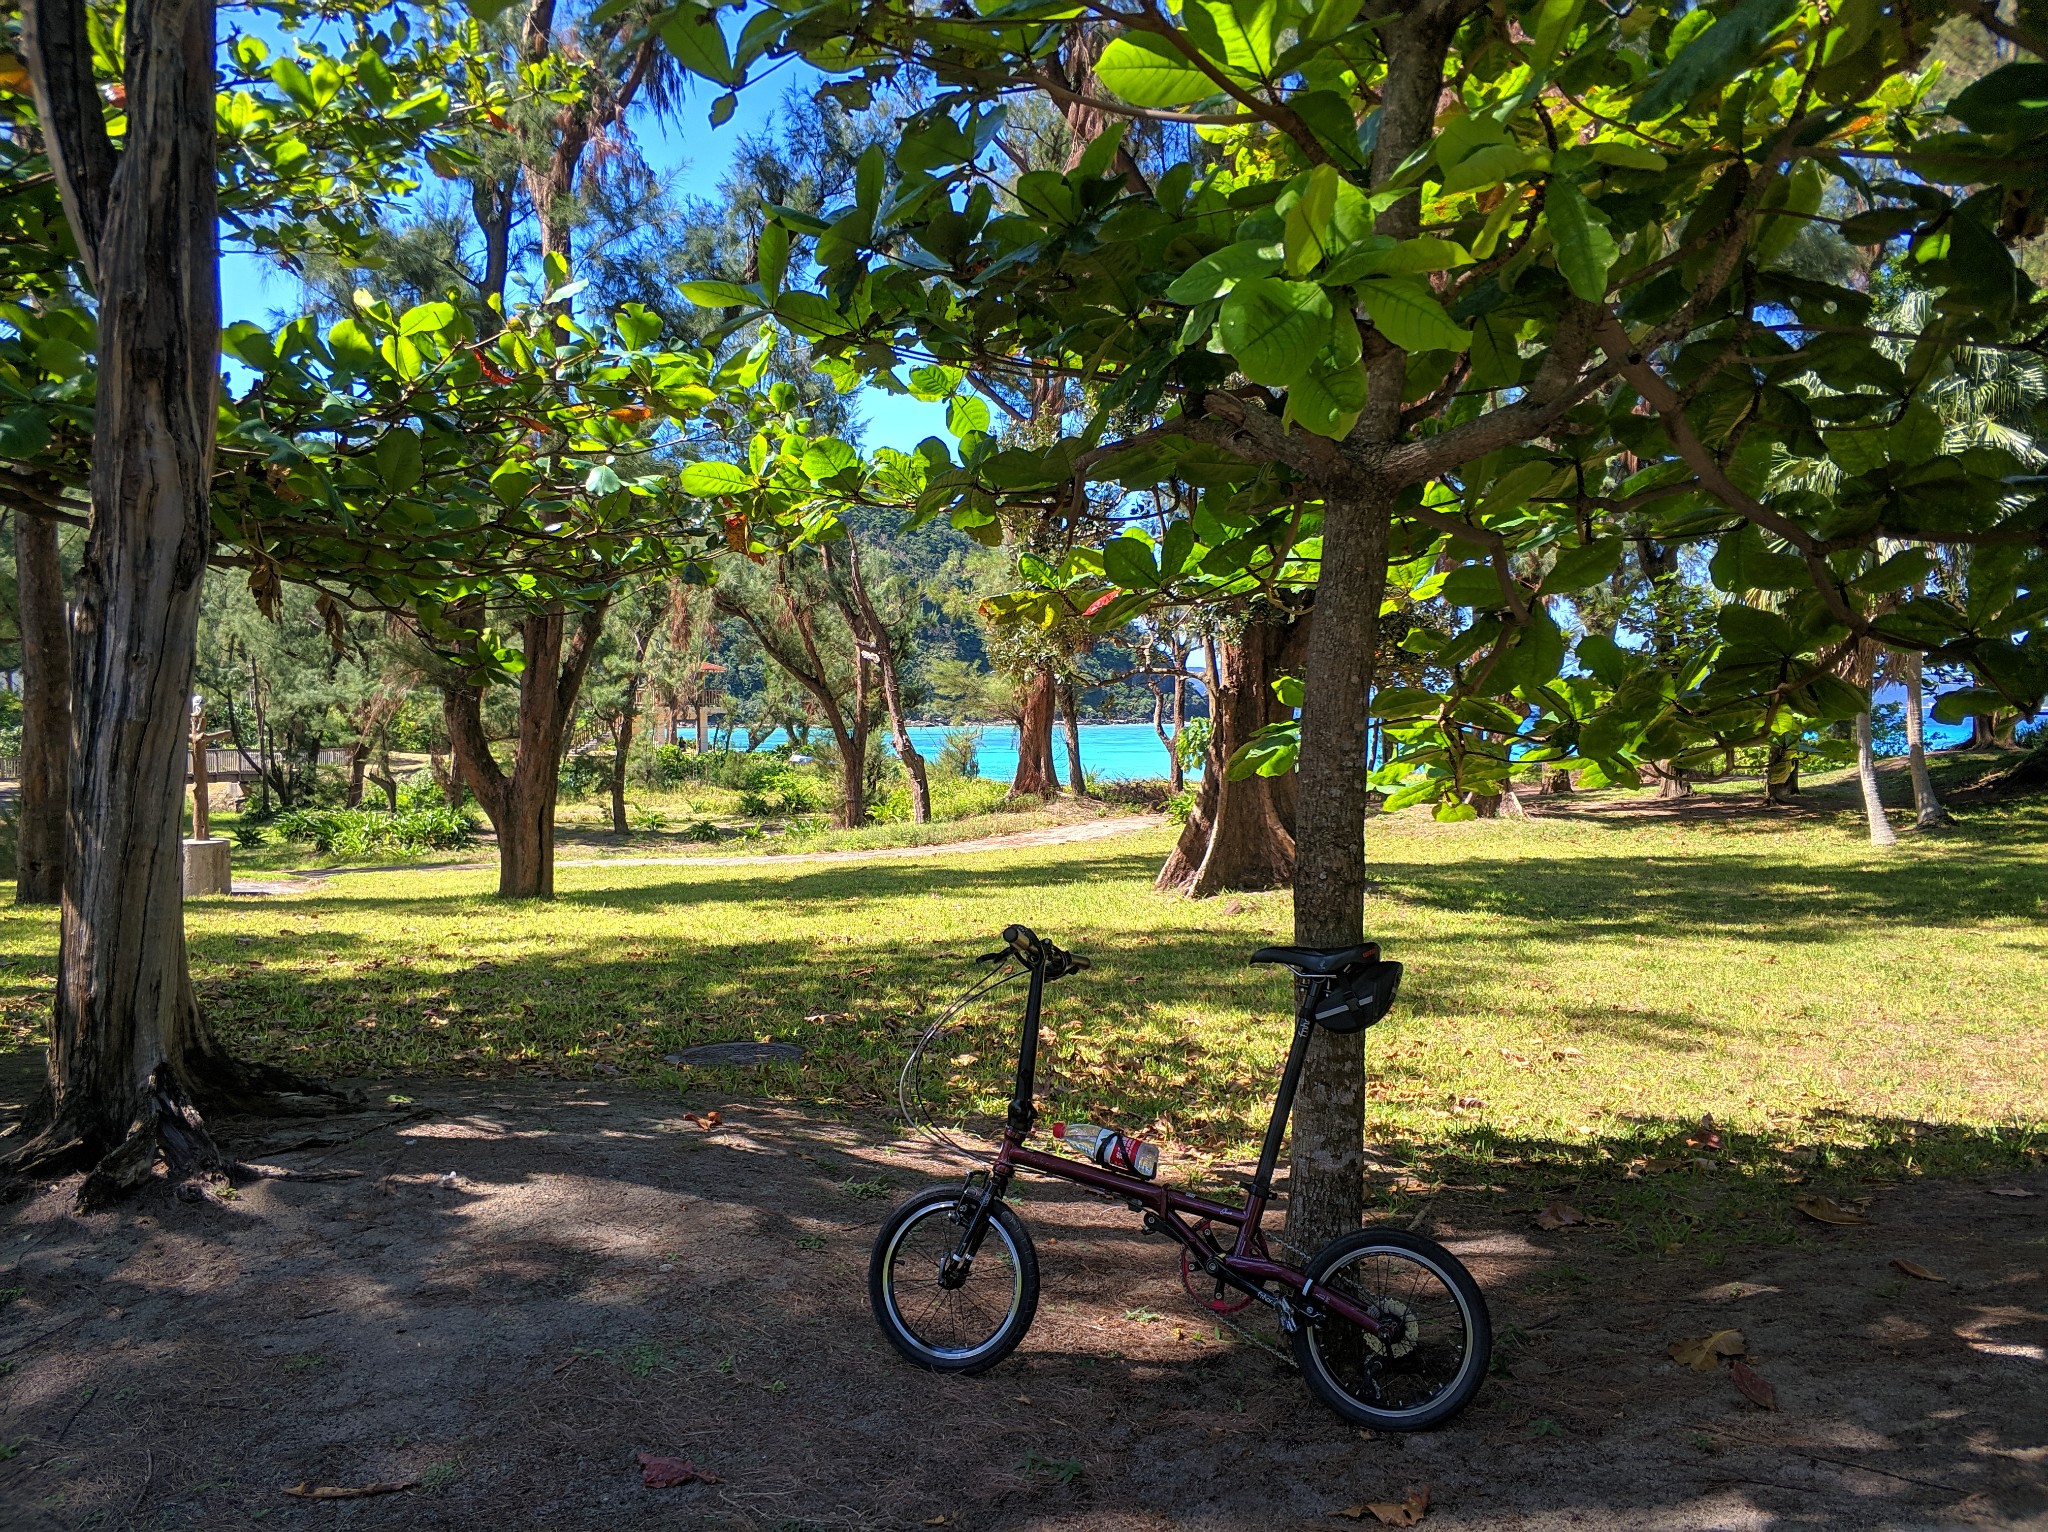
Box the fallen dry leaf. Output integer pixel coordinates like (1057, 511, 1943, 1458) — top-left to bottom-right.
(1330, 1486, 1430, 1525)
(951, 1053, 978, 1066)
(924, 1518, 952, 1526)
(1730, 1360, 1777, 1410)
(1986, 1187, 2038, 1199)
(1794, 1194, 1870, 1226)
(637, 1453, 719, 1488)
(1534, 1200, 1586, 1231)
(1668, 1329, 1747, 1372)
(703, 1110, 722, 1127)
(1890, 1258, 1947, 1282)
(283, 1482, 416, 1500)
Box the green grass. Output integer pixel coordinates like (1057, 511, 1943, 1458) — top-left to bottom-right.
(9, 769, 2045, 1253)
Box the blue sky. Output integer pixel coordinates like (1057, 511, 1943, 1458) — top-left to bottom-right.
(218, 67, 952, 452)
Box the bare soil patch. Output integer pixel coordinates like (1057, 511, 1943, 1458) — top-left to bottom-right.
(1, 1064, 2042, 1531)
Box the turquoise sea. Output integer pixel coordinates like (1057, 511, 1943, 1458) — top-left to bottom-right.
(748, 722, 1193, 782)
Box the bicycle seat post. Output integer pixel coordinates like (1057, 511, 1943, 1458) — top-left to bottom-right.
(1249, 976, 1322, 1210)
(1006, 947, 1046, 1139)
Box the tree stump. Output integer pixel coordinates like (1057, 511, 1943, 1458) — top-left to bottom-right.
(182, 838, 232, 897)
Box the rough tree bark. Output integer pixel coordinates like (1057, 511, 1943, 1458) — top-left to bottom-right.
(1286, 489, 1392, 1252)
(1900, 650, 1949, 827)
(1010, 667, 1060, 796)
(443, 602, 608, 898)
(609, 673, 641, 834)
(8, 0, 349, 1205)
(833, 536, 930, 823)
(13, 510, 68, 903)
(1156, 610, 1300, 896)
(1059, 679, 1088, 797)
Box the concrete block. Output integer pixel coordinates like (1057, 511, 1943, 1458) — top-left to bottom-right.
(183, 837, 232, 897)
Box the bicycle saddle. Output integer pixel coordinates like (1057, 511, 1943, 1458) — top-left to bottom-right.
(1248, 943, 1378, 976)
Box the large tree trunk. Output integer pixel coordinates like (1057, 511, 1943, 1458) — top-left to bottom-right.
(1286, 489, 1391, 1254)
(10, 0, 348, 1204)
(344, 741, 368, 808)
(1156, 612, 1298, 897)
(443, 603, 607, 898)
(13, 511, 68, 904)
(1855, 710, 1898, 849)
(1010, 666, 1060, 796)
(1901, 651, 1949, 827)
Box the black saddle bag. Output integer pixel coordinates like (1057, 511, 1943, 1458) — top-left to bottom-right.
(1311, 960, 1403, 1033)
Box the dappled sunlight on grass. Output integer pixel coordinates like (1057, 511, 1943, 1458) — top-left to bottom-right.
(2, 804, 2041, 1252)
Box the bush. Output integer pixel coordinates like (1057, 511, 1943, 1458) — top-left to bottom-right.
(397, 771, 452, 812)
(1164, 789, 1196, 825)
(231, 820, 268, 849)
(1177, 717, 1213, 769)
(737, 766, 823, 818)
(560, 751, 609, 797)
(683, 818, 723, 842)
(273, 805, 480, 859)
(628, 805, 670, 831)
(1097, 777, 1174, 811)
(935, 727, 983, 779)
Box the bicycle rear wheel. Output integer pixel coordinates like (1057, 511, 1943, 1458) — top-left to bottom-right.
(869, 1185, 1039, 1374)
(1291, 1228, 1490, 1431)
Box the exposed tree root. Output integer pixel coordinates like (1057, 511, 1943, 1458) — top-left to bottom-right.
(4, 1066, 362, 1212)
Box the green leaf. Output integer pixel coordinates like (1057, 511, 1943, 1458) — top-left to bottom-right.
(1546, 178, 1617, 302)
(1709, 525, 1807, 591)
(947, 394, 991, 438)
(1103, 533, 1160, 590)
(398, 301, 458, 338)
(1931, 686, 2007, 725)
(677, 279, 757, 309)
(373, 427, 422, 492)
(709, 91, 737, 127)
(1325, 237, 1469, 282)
(1575, 632, 1628, 686)
(801, 438, 862, 483)
(1541, 538, 1623, 592)
(681, 461, 757, 495)
(1631, 0, 1799, 121)
(1095, 33, 1218, 108)
(1183, 0, 1278, 78)
(1356, 277, 1468, 353)
(615, 302, 663, 350)
(661, 4, 736, 86)
(1217, 277, 1333, 386)
(1439, 144, 1538, 195)
(1468, 313, 1522, 387)
(1283, 164, 1342, 275)
(1165, 240, 1283, 304)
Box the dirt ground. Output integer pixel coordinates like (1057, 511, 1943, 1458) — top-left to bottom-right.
(1, 1058, 2043, 1532)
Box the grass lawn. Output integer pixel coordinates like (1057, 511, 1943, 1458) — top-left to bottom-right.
(9, 760, 2044, 1257)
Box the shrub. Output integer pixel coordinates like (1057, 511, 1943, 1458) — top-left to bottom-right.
(935, 727, 983, 779)
(560, 751, 609, 797)
(274, 805, 480, 859)
(628, 805, 670, 831)
(683, 818, 723, 842)
(1177, 717, 1213, 769)
(231, 820, 268, 849)
(1164, 789, 1197, 825)
(397, 771, 451, 812)
(1097, 777, 1173, 811)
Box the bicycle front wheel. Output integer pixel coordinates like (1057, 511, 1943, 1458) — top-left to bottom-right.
(869, 1185, 1039, 1374)
(1292, 1228, 1491, 1431)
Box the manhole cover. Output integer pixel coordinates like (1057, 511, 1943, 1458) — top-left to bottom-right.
(664, 1042, 805, 1067)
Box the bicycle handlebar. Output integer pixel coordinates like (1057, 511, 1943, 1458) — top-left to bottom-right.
(994, 924, 1090, 979)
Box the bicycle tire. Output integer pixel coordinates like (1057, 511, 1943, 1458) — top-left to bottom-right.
(869, 1185, 1040, 1375)
(1291, 1227, 1491, 1431)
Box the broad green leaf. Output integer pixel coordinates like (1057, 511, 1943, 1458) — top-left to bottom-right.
(662, 4, 736, 86)
(1356, 278, 1468, 353)
(947, 394, 991, 438)
(1165, 240, 1283, 303)
(398, 301, 458, 338)
(615, 302, 663, 349)
(1103, 533, 1160, 590)
(373, 427, 422, 492)
(1631, 0, 1799, 121)
(1541, 538, 1623, 592)
(1546, 178, 1617, 302)
(1440, 144, 1538, 195)
(1325, 236, 1470, 282)
(681, 461, 757, 495)
(1217, 277, 1334, 386)
(677, 279, 758, 309)
(1184, 0, 1279, 78)
(1587, 140, 1667, 172)
(1096, 33, 1218, 108)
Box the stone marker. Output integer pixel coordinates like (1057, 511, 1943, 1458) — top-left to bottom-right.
(183, 837, 232, 897)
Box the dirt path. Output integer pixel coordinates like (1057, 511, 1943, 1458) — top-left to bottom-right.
(1, 1074, 2041, 1531)
(232, 816, 1162, 895)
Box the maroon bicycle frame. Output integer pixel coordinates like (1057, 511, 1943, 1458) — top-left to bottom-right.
(948, 936, 1387, 1340)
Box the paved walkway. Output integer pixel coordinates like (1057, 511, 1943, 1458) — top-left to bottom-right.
(229, 814, 1162, 896)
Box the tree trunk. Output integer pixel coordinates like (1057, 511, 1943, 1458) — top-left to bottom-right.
(1653, 762, 1692, 799)
(1540, 768, 1573, 795)
(9, 0, 349, 1203)
(838, 537, 930, 823)
(1060, 679, 1088, 797)
(430, 750, 465, 807)
(610, 682, 639, 834)
(344, 741, 368, 808)
(1901, 651, 1949, 827)
(1010, 666, 1060, 796)
(13, 510, 68, 904)
(1286, 489, 1391, 1254)
(443, 603, 607, 898)
(1855, 710, 1898, 849)
(1150, 683, 1180, 793)
(1156, 614, 1297, 897)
